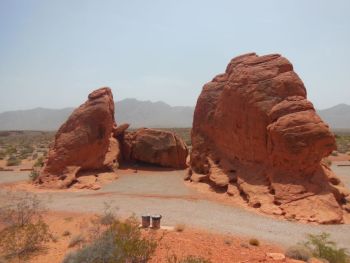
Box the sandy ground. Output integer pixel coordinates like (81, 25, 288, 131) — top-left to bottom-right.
(328, 153, 350, 162)
(1, 165, 350, 254)
(2, 211, 301, 263)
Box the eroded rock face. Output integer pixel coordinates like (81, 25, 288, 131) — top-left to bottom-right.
(122, 128, 188, 169)
(37, 87, 120, 189)
(189, 53, 349, 224)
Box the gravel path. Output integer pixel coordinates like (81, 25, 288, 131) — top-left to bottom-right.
(1, 168, 350, 249)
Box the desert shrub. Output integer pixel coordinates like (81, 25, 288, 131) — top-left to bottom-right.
(331, 151, 339, 156)
(175, 223, 186, 232)
(32, 152, 38, 160)
(19, 145, 34, 159)
(20, 145, 34, 155)
(112, 216, 157, 261)
(167, 254, 212, 263)
(34, 156, 44, 167)
(0, 150, 5, 160)
(0, 193, 51, 260)
(5, 146, 17, 155)
(98, 203, 118, 226)
(68, 234, 85, 248)
(62, 231, 115, 263)
(62, 230, 71, 237)
(29, 169, 40, 181)
(303, 232, 349, 263)
(249, 238, 260, 246)
(285, 245, 312, 261)
(63, 215, 157, 263)
(6, 155, 20, 166)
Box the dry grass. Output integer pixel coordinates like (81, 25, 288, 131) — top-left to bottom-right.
(62, 230, 71, 237)
(174, 223, 186, 232)
(249, 238, 260, 246)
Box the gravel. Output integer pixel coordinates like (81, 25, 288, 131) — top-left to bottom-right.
(1, 168, 350, 249)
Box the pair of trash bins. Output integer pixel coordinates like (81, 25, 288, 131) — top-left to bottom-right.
(141, 214, 162, 229)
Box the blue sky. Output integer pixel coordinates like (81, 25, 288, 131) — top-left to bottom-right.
(0, 0, 349, 112)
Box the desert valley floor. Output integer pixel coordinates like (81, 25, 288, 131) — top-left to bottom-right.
(1, 162, 350, 254)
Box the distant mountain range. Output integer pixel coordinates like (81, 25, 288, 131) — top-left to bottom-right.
(0, 99, 348, 131)
(0, 98, 194, 130)
(318, 103, 350, 130)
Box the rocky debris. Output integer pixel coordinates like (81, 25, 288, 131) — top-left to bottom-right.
(189, 53, 349, 224)
(73, 172, 118, 190)
(37, 87, 120, 189)
(121, 128, 188, 169)
(113, 123, 130, 138)
(266, 252, 286, 260)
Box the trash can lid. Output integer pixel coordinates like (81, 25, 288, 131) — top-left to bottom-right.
(142, 214, 151, 217)
(151, 214, 162, 219)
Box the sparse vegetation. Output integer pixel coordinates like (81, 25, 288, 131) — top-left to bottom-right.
(34, 156, 44, 167)
(0, 131, 53, 168)
(6, 155, 20, 166)
(68, 234, 85, 248)
(62, 231, 115, 263)
(334, 133, 350, 154)
(62, 230, 71, 237)
(62, 210, 157, 263)
(249, 238, 260, 246)
(29, 169, 40, 181)
(302, 232, 349, 263)
(167, 254, 212, 263)
(0, 193, 51, 261)
(98, 202, 118, 226)
(175, 223, 186, 232)
(285, 245, 313, 261)
(0, 150, 5, 160)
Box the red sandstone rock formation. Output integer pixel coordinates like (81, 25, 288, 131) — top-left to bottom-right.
(37, 87, 120, 189)
(122, 128, 188, 169)
(189, 53, 349, 224)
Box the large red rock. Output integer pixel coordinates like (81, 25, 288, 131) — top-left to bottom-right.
(189, 53, 349, 224)
(121, 128, 188, 169)
(37, 87, 120, 189)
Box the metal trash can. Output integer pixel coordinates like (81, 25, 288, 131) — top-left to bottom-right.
(151, 214, 162, 229)
(141, 215, 151, 228)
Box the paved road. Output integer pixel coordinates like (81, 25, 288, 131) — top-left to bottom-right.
(1, 168, 350, 249)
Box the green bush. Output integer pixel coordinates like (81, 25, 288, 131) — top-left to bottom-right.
(285, 245, 312, 261)
(62, 232, 115, 263)
(303, 233, 349, 263)
(62, 216, 157, 263)
(0, 194, 51, 260)
(29, 170, 40, 181)
(6, 155, 21, 166)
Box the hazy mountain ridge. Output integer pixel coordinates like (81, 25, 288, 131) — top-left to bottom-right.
(0, 99, 194, 130)
(318, 104, 350, 130)
(0, 100, 348, 130)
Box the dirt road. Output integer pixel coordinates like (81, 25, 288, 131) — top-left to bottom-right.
(1, 166, 350, 250)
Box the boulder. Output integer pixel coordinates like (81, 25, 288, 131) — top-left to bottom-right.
(37, 87, 120, 189)
(121, 128, 188, 169)
(189, 53, 349, 223)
